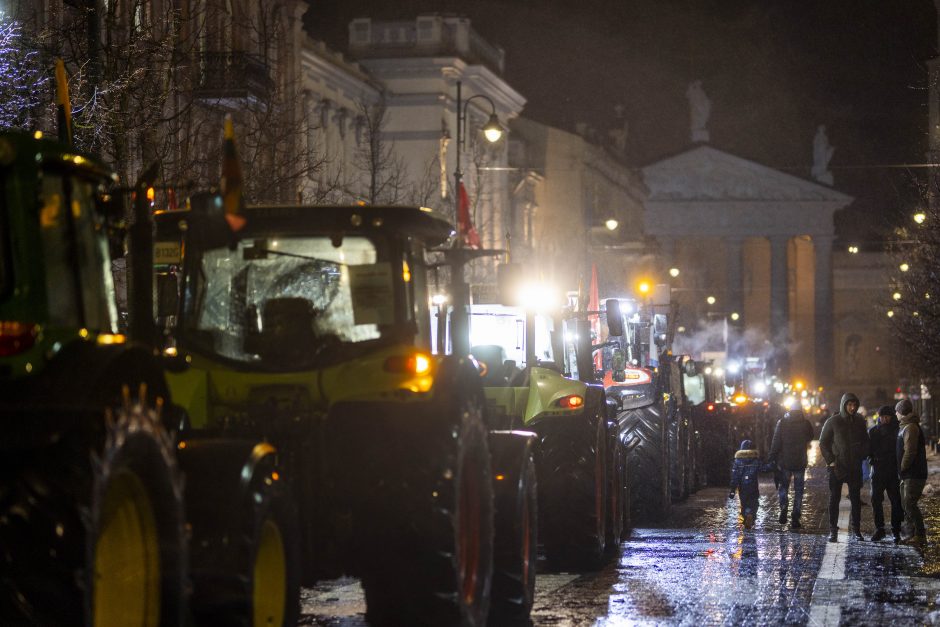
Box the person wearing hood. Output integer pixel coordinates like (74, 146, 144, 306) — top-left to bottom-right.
(896, 398, 928, 545)
(728, 439, 769, 530)
(868, 405, 903, 543)
(819, 392, 869, 542)
(769, 408, 814, 529)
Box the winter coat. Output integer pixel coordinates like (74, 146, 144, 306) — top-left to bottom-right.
(770, 412, 814, 471)
(867, 415, 899, 479)
(729, 449, 763, 498)
(819, 393, 869, 481)
(897, 414, 928, 481)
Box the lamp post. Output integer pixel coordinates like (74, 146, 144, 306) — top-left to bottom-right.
(449, 80, 504, 357)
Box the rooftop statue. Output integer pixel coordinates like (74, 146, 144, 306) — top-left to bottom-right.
(812, 124, 835, 185)
(686, 80, 711, 143)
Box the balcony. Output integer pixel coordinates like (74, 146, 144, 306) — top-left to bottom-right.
(193, 52, 274, 103)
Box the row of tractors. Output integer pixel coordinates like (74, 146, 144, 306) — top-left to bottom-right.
(0, 120, 657, 626)
(0, 83, 789, 625)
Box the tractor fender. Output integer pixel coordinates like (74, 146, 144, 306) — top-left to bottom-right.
(175, 438, 284, 548)
(488, 430, 538, 496)
(43, 339, 170, 408)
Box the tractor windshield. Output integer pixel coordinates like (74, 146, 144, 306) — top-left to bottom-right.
(183, 234, 399, 368)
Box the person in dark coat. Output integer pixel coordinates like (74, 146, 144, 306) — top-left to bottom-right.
(896, 398, 928, 545)
(819, 392, 869, 542)
(728, 439, 767, 530)
(770, 408, 814, 529)
(868, 405, 903, 543)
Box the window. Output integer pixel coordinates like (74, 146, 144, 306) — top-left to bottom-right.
(186, 235, 393, 368)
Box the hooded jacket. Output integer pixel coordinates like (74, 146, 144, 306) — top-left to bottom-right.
(867, 412, 899, 479)
(819, 393, 869, 481)
(729, 441, 765, 498)
(770, 410, 814, 471)
(897, 413, 928, 481)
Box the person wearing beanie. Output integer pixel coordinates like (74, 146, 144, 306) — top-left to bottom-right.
(769, 408, 814, 529)
(868, 405, 903, 542)
(728, 439, 769, 530)
(819, 393, 869, 542)
(896, 398, 928, 545)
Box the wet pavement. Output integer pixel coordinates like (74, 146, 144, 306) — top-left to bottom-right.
(299, 443, 940, 626)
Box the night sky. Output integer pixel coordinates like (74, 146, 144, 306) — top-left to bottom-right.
(306, 0, 938, 245)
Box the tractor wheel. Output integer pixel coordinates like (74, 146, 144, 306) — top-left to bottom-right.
(623, 403, 670, 523)
(248, 490, 301, 627)
(539, 412, 608, 571)
(362, 363, 494, 627)
(605, 429, 627, 554)
(86, 384, 187, 627)
(488, 440, 537, 624)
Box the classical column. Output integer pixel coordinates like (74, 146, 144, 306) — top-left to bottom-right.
(813, 234, 835, 385)
(726, 236, 744, 323)
(770, 235, 790, 341)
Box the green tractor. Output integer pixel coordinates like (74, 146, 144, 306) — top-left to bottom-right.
(153, 196, 537, 625)
(0, 130, 193, 625)
(462, 291, 629, 571)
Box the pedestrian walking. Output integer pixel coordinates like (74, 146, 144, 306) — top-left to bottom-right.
(769, 408, 814, 529)
(819, 393, 869, 542)
(728, 439, 769, 530)
(868, 405, 903, 543)
(896, 398, 928, 545)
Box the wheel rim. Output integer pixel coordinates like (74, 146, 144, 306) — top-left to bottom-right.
(93, 469, 160, 627)
(457, 451, 482, 607)
(253, 518, 287, 627)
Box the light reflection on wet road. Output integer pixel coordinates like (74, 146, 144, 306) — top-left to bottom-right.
(300, 443, 940, 626)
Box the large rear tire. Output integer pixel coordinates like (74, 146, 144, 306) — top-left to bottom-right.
(623, 402, 670, 523)
(605, 426, 627, 553)
(362, 359, 494, 626)
(488, 435, 537, 625)
(539, 411, 608, 571)
(86, 385, 187, 627)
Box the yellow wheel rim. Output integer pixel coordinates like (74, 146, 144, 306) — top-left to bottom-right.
(93, 469, 160, 627)
(253, 518, 287, 627)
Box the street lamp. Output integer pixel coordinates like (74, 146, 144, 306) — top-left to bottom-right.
(449, 80, 504, 357)
(454, 80, 503, 204)
(914, 212, 927, 225)
(706, 295, 716, 305)
(605, 218, 619, 231)
(669, 267, 680, 278)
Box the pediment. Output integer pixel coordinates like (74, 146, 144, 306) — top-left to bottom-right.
(642, 145, 853, 204)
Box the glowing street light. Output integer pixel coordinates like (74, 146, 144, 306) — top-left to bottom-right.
(900, 263, 910, 272)
(892, 292, 902, 301)
(914, 212, 927, 225)
(637, 280, 651, 295)
(605, 218, 619, 231)
(847, 245, 859, 254)
(669, 267, 680, 278)
(730, 312, 740, 321)
(887, 310, 895, 318)
(706, 295, 716, 305)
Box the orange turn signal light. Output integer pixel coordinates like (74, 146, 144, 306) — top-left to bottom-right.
(384, 353, 432, 375)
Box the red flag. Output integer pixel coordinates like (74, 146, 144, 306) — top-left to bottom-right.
(588, 264, 602, 370)
(457, 183, 481, 248)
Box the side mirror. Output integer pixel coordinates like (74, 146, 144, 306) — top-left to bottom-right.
(605, 298, 624, 336)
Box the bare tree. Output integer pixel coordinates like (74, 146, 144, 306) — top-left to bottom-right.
(888, 178, 940, 375)
(0, 13, 48, 131)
